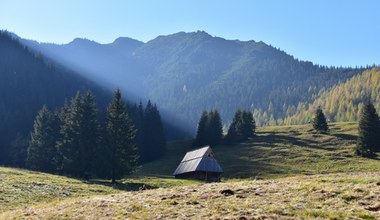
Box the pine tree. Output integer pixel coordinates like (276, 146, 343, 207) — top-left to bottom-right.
(106, 89, 138, 183)
(356, 101, 380, 157)
(208, 110, 223, 147)
(9, 133, 28, 168)
(241, 111, 256, 138)
(226, 109, 244, 143)
(193, 111, 209, 147)
(81, 92, 99, 178)
(57, 93, 85, 176)
(26, 106, 58, 173)
(141, 101, 166, 162)
(312, 106, 329, 133)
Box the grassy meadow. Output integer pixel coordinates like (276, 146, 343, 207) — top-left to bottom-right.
(1, 122, 380, 219)
(138, 122, 380, 178)
(2, 173, 380, 219)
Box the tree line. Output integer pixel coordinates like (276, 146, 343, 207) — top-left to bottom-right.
(26, 89, 165, 182)
(311, 102, 380, 158)
(193, 109, 256, 147)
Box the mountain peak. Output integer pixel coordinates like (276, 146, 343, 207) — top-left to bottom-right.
(68, 38, 99, 46)
(111, 37, 143, 47)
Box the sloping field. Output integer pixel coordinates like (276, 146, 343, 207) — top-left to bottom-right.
(2, 173, 380, 219)
(139, 122, 380, 178)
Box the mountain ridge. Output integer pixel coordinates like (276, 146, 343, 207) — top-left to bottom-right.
(17, 31, 367, 131)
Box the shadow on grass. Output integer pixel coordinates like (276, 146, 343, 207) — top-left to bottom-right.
(84, 179, 158, 192)
(331, 133, 357, 141)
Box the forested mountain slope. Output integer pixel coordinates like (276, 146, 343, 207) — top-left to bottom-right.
(0, 31, 111, 164)
(22, 31, 366, 130)
(283, 68, 380, 125)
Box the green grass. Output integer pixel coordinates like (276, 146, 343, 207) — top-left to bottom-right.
(2, 122, 380, 219)
(138, 122, 380, 179)
(0, 167, 199, 213)
(3, 173, 380, 219)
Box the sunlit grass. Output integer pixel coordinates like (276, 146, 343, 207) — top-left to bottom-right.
(139, 122, 380, 179)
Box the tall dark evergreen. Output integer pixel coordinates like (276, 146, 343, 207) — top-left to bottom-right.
(106, 89, 138, 183)
(208, 110, 223, 147)
(57, 93, 84, 175)
(8, 133, 28, 168)
(140, 101, 166, 162)
(242, 111, 256, 139)
(356, 101, 380, 157)
(81, 92, 99, 178)
(194, 111, 209, 147)
(193, 110, 223, 147)
(226, 110, 256, 144)
(26, 106, 58, 172)
(312, 106, 329, 133)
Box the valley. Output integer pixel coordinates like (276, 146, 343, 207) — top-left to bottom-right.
(1, 122, 380, 219)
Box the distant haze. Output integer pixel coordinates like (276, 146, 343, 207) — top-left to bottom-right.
(20, 31, 365, 133)
(0, 0, 379, 66)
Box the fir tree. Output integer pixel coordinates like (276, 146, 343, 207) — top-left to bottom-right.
(226, 110, 256, 144)
(141, 101, 166, 162)
(312, 106, 329, 133)
(208, 110, 223, 147)
(57, 93, 85, 176)
(81, 92, 99, 178)
(356, 101, 380, 157)
(241, 111, 256, 138)
(9, 133, 28, 168)
(226, 109, 244, 143)
(106, 89, 138, 183)
(193, 111, 209, 147)
(26, 106, 58, 173)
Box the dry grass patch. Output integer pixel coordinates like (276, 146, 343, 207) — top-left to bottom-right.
(2, 172, 380, 219)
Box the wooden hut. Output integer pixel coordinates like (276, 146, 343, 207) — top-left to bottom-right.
(173, 146, 223, 182)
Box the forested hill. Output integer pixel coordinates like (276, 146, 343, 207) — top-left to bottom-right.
(0, 31, 112, 164)
(21, 31, 366, 130)
(283, 67, 380, 125)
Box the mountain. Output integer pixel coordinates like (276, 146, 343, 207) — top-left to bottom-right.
(21, 31, 366, 131)
(283, 67, 380, 124)
(0, 31, 112, 164)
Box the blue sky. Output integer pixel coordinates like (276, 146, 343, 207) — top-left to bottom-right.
(0, 0, 379, 66)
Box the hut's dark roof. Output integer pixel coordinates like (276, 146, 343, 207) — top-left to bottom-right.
(173, 146, 223, 176)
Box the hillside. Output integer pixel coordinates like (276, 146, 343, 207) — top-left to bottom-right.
(2, 173, 380, 219)
(1, 123, 380, 219)
(0, 166, 197, 213)
(283, 67, 380, 125)
(0, 31, 111, 165)
(21, 31, 365, 131)
(138, 122, 380, 178)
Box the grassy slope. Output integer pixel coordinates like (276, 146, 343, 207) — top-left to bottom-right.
(138, 122, 380, 178)
(0, 167, 198, 213)
(2, 122, 380, 219)
(3, 173, 380, 219)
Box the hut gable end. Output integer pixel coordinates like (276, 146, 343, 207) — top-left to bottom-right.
(173, 146, 223, 181)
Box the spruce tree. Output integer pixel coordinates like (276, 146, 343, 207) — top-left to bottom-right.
(226, 110, 256, 144)
(141, 101, 166, 162)
(81, 92, 99, 178)
(242, 111, 256, 138)
(226, 109, 244, 143)
(208, 110, 223, 147)
(57, 93, 85, 176)
(356, 101, 380, 157)
(194, 111, 209, 147)
(106, 89, 138, 183)
(312, 106, 329, 133)
(26, 106, 58, 173)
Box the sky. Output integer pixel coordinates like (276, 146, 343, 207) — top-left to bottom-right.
(0, 0, 379, 67)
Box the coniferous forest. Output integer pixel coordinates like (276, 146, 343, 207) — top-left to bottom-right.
(0, 31, 167, 170)
(26, 89, 166, 179)
(1, 29, 380, 169)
